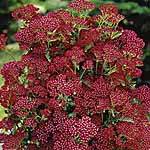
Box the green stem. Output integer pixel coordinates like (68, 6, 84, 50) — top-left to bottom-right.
(80, 69, 86, 80)
(111, 108, 115, 118)
(45, 40, 52, 62)
(110, 99, 115, 118)
(96, 59, 99, 75)
(102, 60, 107, 75)
(74, 62, 77, 74)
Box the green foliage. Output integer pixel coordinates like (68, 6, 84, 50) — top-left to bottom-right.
(117, 2, 150, 15)
(0, 105, 7, 120)
(6, 0, 69, 13)
(18, 66, 29, 88)
(85, 0, 150, 15)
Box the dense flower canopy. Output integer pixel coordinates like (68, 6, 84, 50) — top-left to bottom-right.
(0, 0, 150, 150)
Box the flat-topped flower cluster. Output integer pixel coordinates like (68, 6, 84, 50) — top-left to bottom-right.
(0, 0, 150, 149)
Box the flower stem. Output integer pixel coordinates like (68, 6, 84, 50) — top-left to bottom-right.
(96, 59, 99, 75)
(80, 69, 86, 80)
(73, 62, 77, 74)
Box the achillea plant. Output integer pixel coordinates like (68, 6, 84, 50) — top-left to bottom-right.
(0, 0, 150, 149)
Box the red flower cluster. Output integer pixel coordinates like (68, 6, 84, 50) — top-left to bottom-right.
(0, 1, 150, 150)
(12, 4, 39, 22)
(68, 0, 95, 12)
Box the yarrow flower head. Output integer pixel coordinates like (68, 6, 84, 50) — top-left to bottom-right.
(0, 1, 149, 150)
(99, 3, 118, 15)
(12, 4, 39, 22)
(67, 0, 95, 12)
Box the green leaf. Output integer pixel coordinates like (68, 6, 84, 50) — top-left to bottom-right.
(104, 65, 117, 76)
(111, 31, 122, 40)
(130, 98, 142, 104)
(146, 113, 150, 122)
(0, 74, 5, 88)
(68, 112, 76, 118)
(74, 134, 83, 145)
(0, 106, 7, 120)
(118, 117, 134, 123)
(45, 48, 51, 62)
(18, 66, 29, 87)
(84, 44, 93, 52)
